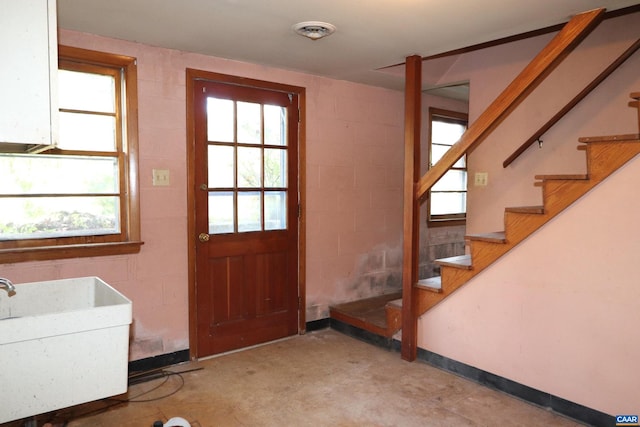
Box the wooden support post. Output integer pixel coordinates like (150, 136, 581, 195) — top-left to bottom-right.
(401, 55, 422, 362)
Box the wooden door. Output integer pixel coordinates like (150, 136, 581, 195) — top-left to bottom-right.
(193, 79, 299, 356)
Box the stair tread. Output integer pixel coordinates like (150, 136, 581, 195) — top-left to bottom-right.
(578, 133, 640, 143)
(630, 92, 640, 99)
(466, 231, 506, 243)
(534, 174, 588, 180)
(416, 276, 443, 293)
(329, 291, 402, 337)
(330, 291, 402, 315)
(386, 298, 403, 308)
(505, 205, 545, 214)
(435, 254, 472, 269)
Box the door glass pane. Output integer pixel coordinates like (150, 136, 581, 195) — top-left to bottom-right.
(430, 192, 466, 215)
(0, 154, 118, 195)
(59, 112, 116, 151)
(209, 191, 234, 234)
(265, 191, 286, 231)
(0, 196, 120, 240)
(238, 192, 261, 232)
(207, 98, 235, 143)
(264, 105, 286, 146)
(237, 101, 261, 145)
(264, 148, 286, 188)
(58, 69, 115, 113)
(237, 147, 261, 188)
(208, 145, 235, 188)
(432, 170, 467, 192)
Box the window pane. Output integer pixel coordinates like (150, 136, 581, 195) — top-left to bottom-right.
(209, 192, 234, 234)
(432, 120, 465, 146)
(432, 170, 467, 192)
(0, 154, 118, 195)
(238, 192, 261, 232)
(207, 98, 234, 143)
(431, 145, 466, 168)
(264, 148, 287, 188)
(59, 112, 116, 151)
(58, 69, 115, 113)
(265, 191, 286, 231)
(264, 105, 286, 146)
(208, 145, 234, 188)
(237, 147, 261, 188)
(430, 192, 466, 215)
(0, 196, 120, 240)
(237, 101, 261, 144)
(431, 144, 449, 165)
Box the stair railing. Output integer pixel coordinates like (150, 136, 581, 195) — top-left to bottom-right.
(402, 8, 606, 362)
(503, 37, 640, 168)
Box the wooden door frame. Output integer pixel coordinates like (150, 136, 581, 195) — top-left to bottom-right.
(186, 68, 306, 360)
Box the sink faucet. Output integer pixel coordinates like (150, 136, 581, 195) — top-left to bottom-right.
(0, 278, 16, 296)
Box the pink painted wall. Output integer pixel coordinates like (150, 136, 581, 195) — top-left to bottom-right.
(418, 12, 640, 414)
(1, 29, 404, 360)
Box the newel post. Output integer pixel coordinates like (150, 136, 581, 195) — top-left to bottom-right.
(401, 55, 422, 361)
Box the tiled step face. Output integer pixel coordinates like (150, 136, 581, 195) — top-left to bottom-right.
(416, 277, 442, 293)
(466, 232, 506, 243)
(435, 255, 472, 269)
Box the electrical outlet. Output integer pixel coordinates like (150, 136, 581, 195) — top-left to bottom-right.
(474, 172, 488, 186)
(152, 169, 170, 186)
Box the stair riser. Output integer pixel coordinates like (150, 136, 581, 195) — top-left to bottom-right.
(586, 142, 640, 180)
(440, 266, 474, 290)
(470, 241, 512, 269)
(504, 211, 548, 242)
(541, 180, 594, 216)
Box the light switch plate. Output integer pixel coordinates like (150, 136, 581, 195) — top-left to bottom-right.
(152, 169, 170, 186)
(474, 172, 488, 186)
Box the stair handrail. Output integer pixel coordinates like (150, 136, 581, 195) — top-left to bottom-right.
(414, 8, 606, 203)
(503, 37, 640, 168)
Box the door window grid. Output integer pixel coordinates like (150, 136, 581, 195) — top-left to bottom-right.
(206, 97, 288, 234)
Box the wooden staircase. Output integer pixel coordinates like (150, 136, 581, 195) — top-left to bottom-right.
(413, 127, 640, 317)
(329, 7, 640, 355)
(331, 92, 640, 340)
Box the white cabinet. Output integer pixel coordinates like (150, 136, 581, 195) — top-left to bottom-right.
(0, 0, 58, 148)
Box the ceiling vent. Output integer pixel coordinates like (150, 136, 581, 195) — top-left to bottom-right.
(292, 21, 336, 40)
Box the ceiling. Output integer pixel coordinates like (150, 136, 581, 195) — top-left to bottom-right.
(57, 0, 640, 92)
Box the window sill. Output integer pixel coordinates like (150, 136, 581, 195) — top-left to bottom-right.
(427, 219, 466, 228)
(0, 241, 144, 264)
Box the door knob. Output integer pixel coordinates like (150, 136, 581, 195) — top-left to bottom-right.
(198, 233, 210, 243)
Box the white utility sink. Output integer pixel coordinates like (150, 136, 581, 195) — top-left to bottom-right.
(0, 277, 132, 423)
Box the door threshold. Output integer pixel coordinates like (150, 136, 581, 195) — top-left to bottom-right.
(197, 334, 299, 361)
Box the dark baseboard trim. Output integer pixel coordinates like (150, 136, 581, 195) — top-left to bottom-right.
(330, 318, 400, 351)
(329, 318, 613, 427)
(305, 318, 331, 332)
(128, 349, 190, 375)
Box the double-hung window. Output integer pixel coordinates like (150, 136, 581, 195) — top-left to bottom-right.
(427, 108, 468, 226)
(0, 46, 141, 262)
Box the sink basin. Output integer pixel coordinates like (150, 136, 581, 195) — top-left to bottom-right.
(0, 277, 132, 423)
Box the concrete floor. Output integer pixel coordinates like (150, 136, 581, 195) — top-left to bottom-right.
(53, 329, 582, 426)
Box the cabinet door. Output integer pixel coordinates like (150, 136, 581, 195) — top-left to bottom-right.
(0, 0, 58, 146)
